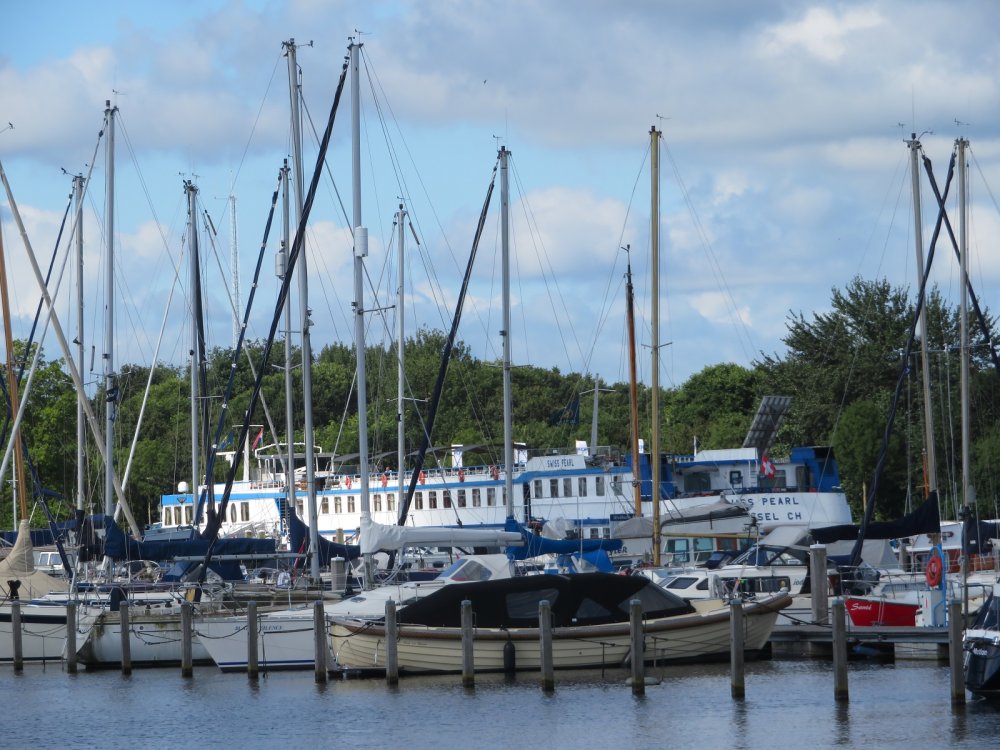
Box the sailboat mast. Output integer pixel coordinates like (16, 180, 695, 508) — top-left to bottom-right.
(350, 39, 374, 589)
(230, 192, 240, 349)
(74, 174, 85, 516)
(396, 204, 406, 511)
(280, 159, 296, 536)
(103, 100, 117, 517)
(624, 249, 642, 517)
(285, 38, 321, 581)
(0, 211, 28, 522)
(500, 146, 514, 519)
(907, 134, 937, 495)
(958, 137, 971, 517)
(649, 126, 662, 566)
(186, 181, 201, 505)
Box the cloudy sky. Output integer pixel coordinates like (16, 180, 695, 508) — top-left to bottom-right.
(2, 0, 999, 400)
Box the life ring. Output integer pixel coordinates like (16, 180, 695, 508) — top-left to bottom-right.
(458, 468, 465, 482)
(925, 549, 944, 588)
(419, 470, 426, 484)
(345, 476, 353, 489)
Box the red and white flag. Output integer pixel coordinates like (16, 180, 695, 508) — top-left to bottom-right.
(251, 428, 265, 450)
(761, 453, 776, 479)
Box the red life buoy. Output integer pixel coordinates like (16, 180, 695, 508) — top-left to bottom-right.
(925, 549, 943, 588)
(419, 470, 426, 484)
(458, 468, 465, 482)
(345, 476, 352, 489)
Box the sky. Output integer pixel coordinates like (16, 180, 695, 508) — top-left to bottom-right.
(2, 0, 1000, 402)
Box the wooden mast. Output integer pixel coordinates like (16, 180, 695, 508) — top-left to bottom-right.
(0, 222, 29, 521)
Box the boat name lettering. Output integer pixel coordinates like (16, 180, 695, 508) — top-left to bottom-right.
(543, 458, 575, 469)
(758, 496, 800, 507)
(751, 511, 803, 522)
(261, 625, 287, 633)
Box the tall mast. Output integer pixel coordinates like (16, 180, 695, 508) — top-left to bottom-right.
(279, 159, 296, 538)
(74, 174, 86, 515)
(649, 126, 662, 566)
(500, 146, 514, 520)
(0, 206, 28, 523)
(624, 248, 642, 517)
(230, 191, 240, 349)
(285, 38, 321, 581)
(396, 204, 406, 512)
(907, 133, 937, 496)
(103, 100, 117, 517)
(186, 181, 200, 505)
(958, 137, 971, 522)
(350, 38, 374, 589)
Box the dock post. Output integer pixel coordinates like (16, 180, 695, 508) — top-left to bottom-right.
(461, 599, 475, 688)
(119, 604, 132, 675)
(246, 601, 259, 680)
(180, 601, 193, 678)
(64, 602, 77, 674)
(539, 599, 554, 692)
(385, 599, 399, 686)
(831, 597, 848, 702)
(730, 598, 745, 699)
(11, 601, 22, 672)
(948, 600, 966, 705)
(629, 599, 644, 695)
(809, 544, 829, 625)
(313, 600, 327, 683)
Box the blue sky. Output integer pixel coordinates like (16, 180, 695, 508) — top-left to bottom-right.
(2, 0, 1000, 401)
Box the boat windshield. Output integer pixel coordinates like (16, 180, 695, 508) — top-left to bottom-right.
(730, 544, 808, 567)
(435, 558, 495, 582)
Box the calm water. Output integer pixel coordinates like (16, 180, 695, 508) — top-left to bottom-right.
(5, 658, 1000, 749)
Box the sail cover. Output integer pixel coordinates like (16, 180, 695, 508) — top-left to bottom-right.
(360, 516, 522, 554)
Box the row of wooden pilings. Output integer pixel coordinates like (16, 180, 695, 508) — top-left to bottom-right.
(4, 563, 968, 705)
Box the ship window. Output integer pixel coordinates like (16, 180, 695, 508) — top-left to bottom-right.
(575, 598, 613, 620)
(374, 494, 382, 512)
(229, 505, 236, 523)
(296, 500, 304, 517)
(457, 489, 467, 508)
(595, 476, 605, 496)
(589, 528, 599, 539)
(563, 478, 572, 497)
(429, 491, 438, 509)
(415, 493, 424, 510)
(487, 488, 495, 506)
(443, 490, 451, 508)
(729, 470, 743, 488)
(335, 498, 342, 514)
(685, 472, 711, 493)
(473, 488, 481, 507)
(321, 497, 329, 514)
(185, 506, 193, 524)
(388, 495, 395, 512)
(534, 480, 543, 498)
(550, 479, 559, 498)
(507, 589, 559, 619)
(241, 503, 250, 522)
(347, 496, 356, 513)
(578, 477, 588, 497)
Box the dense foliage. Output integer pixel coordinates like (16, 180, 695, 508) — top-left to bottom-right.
(1, 277, 997, 530)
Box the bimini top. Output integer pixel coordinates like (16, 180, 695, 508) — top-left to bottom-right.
(395, 572, 696, 629)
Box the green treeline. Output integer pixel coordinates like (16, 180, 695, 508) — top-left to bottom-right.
(3, 277, 998, 530)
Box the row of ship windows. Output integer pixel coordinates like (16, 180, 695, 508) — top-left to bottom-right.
(163, 503, 253, 526)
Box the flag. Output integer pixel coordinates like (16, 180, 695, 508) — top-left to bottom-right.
(219, 430, 235, 450)
(761, 453, 776, 479)
(251, 428, 265, 450)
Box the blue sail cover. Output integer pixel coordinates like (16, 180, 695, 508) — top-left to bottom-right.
(91, 515, 276, 580)
(287, 508, 361, 563)
(503, 517, 623, 560)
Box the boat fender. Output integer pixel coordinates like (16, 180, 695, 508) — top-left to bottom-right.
(503, 635, 516, 674)
(925, 548, 944, 588)
(345, 476, 353, 489)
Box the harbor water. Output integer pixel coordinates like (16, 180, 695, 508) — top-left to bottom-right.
(5, 658, 1000, 749)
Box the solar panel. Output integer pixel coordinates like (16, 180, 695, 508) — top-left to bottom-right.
(741, 395, 792, 453)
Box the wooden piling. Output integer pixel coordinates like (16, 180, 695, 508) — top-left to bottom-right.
(831, 598, 848, 702)
(629, 599, 644, 695)
(180, 601, 193, 678)
(385, 599, 398, 686)
(809, 544, 829, 625)
(730, 598, 745, 699)
(11, 601, 22, 672)
(461, 599, 475, 688)
(64, 602, 77, 674)
(313, 600, 327, 683)
(948, 600, 966, 705)
(119, 604, 132, 675)
(539, 599, 554, 692)
(246, 601, 259, 679)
